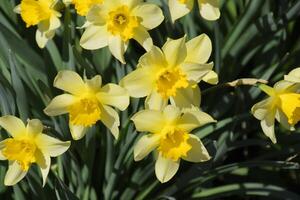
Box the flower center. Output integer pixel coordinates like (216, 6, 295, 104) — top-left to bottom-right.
(107, 5, 139, 41)
(158, 127, 192, 161)
(178, 0, 188, 4)
(20, 0, 55, 27)
(278, 93, 300, 125)
(2, 138, 37, 171)
(73, 0, 103, 16)
(68, 96, 101, 126)
(156, 67, 189, 99)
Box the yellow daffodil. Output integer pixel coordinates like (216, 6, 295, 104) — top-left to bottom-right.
(120, 35, 218, 110)
(14, 0, 62, 48)
(79, 0, 164, 63)
(0, 116, 70, 186)
(132, 105, 215, 183)
(284, 67, 300, 83)
(44, 70, 129, 140)
(169, 0, 220, 23)
(252, 80, 300, 143)
(69, 0, 103, 16)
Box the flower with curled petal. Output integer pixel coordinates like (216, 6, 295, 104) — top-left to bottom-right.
(132, 105, 215, 183)
(44, 70, 129, 140)
(0, 116, 70, 186)
(79, 0, 164, 64)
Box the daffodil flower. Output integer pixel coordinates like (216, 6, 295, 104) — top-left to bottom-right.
(44, 70, 129, 140)
(132, 105, 215, 183)
(252, 80, 300, 143)
(169, 0, 220, 23)
(120, 35, 218, 110)
(0, 116, 70, 186)
(14, 0, 62, 48)
(79, 0, 164, 63)
(284, 67, 300, 83)
(68, 0, 103, 16)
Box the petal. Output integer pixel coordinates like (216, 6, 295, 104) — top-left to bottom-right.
(260, 111, 276, 144)
(35, 134, 71, 157)
(198, 0, 220, 21)
(202, 70, 218, 84)
(134, 134, 160, 161)
(86, 75, 102, 92)
(97, 83, 129, 111)
(275, 109, 295, 131)
(183, 134, 211, 162)
(49, 16, 61, 31)
(138, 46, 167, 69)
(155, 153, 180, 183)
(44, 94, 75, 116)
(133, 3, 164, 29)
(145, 91, 168, 110)
(170, 85, 201, 108)
(0, 139, 8, 160)
(26, 119, 43, 136)
(185, 34, 212, 64)
(133, 26, 153, 51)
(108, 36, 127, 64)
(86, 5, 107, 24)
(285, 67, 300, 83)
(177, 107, 216, 132)
(35, 150, 50, 187)
(36, 29, 51, 48)
(120, 67, 154, 98)
(101, 105, 120, 139)
(168, 0, 193, 22)
(131, 109, 165, 133)
(162, 36, 187, 67)
(4, 161, 27, 186)
(13, 4, 21, 14)
(251, 98, 273, 120)
(69, 124, 88, 140)
(54, 70, 86, 95)
(162, 105, 181, 123)
(124, 0, 142, 9)
(180, 62, 213, 83)
(80, 25, 109, 50)
(0, 116, 26, 138)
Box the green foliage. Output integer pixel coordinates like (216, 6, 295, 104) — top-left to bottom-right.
(0, 0, 300, 199)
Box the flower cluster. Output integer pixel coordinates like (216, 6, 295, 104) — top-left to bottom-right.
(4, 0, 299, 188)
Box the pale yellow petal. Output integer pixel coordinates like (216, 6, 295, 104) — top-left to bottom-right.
(198, 0, 220, 21)
(177, 107, 216, 132)
(124, 0, 142, 9)
(180, 62, 213, 83)
(145, 90, 168, 110)
(133, 3, 164, 29)
(80, 25, 109, 50)
(163, 105, 181, 123)
(133, 26, 153, 51)
(86, 5, 107, 24)
(97, 83, 129, 111)
(260, 111, 276, 143)
(36, 29, 51, 48)
(69, 124, 88, 140)
(185, 34, 212, 64)
(86, 75, 102, 92)
(4, 161, 27, 186)
(273, 80, 294, 93)
(131, 109, 165, 133)
(168, 0, 193, 22)
(162, 36, 187, 67)
(101, 105, 120, 139)
(138, 46, 167, 69)
(155, 153, 179, 183)
(26, 119, 43, 136)
(48, 15, 61, 31)
(54, 70, 86, 95)
(35, 134, 71, 156)
(120, 68, 154, 98)
(108, 36, 127, 64)
(251, 98, 273, 120)
(35, 150, 50, 187)
(183, 134, 211, 162)
(284, 67, 300, 83)
(44, 94, 75, 116)
(0, 116, 26, 138)
(134, 134, 160, 161)
(275, 109, 295, 131)
(0, 139, 8, 160)
(202, 70, 218, 84)
(170, 85, 201, 108)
